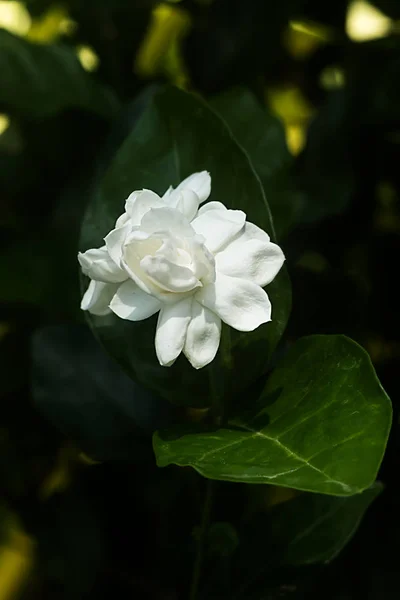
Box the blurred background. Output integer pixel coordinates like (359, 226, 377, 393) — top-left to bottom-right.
(0, 0, 399, 598)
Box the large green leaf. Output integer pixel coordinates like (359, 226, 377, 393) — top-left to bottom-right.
(154, 335, 392, 495)
(210, 87, 302, 239)
(0, 31, 118, 118)
(80, 85, 291, 407)
(271, 483, 382, 565)
(232, 484, 382, 597)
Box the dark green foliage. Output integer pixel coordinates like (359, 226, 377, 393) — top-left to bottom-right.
(0, 1, 399, 599)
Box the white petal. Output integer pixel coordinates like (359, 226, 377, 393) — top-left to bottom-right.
(109, 280, 161, 321)
(155, 298, 193, 366)
(125, 189, 164, 225)
(196, 273, 271, 331)
(140, 207, 195, 238)
(141, 254, 200, 293)
(215, 235, 284, 287)
(184, 301, 221, 369)
(191, 207, 246, 253)
(174, 171, 211, 203)
(115, 212, 130, 228)
(78, 247, 127, 283)
(162, 185, 173, 200)
(197, 201, 226, 215)
(81, 280, 119, 316)
(104, 222, 132, 267)
(164, 189, 200, 221)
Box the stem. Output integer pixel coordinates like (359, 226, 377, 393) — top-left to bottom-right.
(189, 478, 214, 600)
(189, 327, 233, 598)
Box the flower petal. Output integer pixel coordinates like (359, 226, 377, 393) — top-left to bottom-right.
(125, 189, 164, 225)
(164, 189, 199, 221)
(196, 272, 271, 331)
(140, 207, 195, 238)
(115, 212, 130, 228)
(197, 201, 226, 215)
(155, 298, 193, 366)
(81, 280, 119, 316)
(191, 206, 246, 253)
(169, 171, 211, 204)
(141, 254, 200, 293)
(215, 228, 284, 287)
(78, 247, 127, 283)
(109, 280, 161, 321)
(104, 221, 132, 267)
(184, 301, 221, 369)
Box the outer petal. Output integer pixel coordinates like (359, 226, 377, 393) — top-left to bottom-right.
(215, 236, 285, 287)
(104, 221, 132, 267)
(196, 272, 271, 331)
(166, 171, 211, 204)
(109, 280, 161, 321)
(234, 221, 270, 243)
(191, 207, 246, 253)
(81, 280, 119, 316)
(197, 201, 226, 215)
(184, 301, 221, 369)
(164, 189, 199, 221)
(125, 189, 164, 225)
(115, 212, 130, 228)
(78, 247, 127, 283)
(155, 298, 193, 366)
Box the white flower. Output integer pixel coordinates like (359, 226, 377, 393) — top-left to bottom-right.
(79, 171, 285, 369)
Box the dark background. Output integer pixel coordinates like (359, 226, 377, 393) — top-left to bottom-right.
(0, 1, 399, 598)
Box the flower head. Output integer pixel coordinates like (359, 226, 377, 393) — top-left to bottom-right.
(79, 172, 285, 369)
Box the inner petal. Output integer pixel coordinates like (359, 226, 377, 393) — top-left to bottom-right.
(140, 255, 201, 293)
(134, 236, 163, 260)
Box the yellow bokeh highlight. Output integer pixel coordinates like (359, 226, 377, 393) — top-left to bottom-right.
(0, 521, 34, 600)
(0, 114, 10, 137)
(135, 2, 191, 85)
(77, 45, 100, 72)
(0, 1, 31, 36)
(26, 4, 70, 43)
(267, 86, 314, 156)
(346, 0, 392, 41)
(285, 20, 331, 59)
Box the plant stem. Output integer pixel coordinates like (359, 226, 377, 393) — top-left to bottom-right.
(189, 327, 232, 598)
(189, 478, 214, 600)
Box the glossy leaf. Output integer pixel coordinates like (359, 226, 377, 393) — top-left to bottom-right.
(272, 484, 382, 565)
(0, 30, 118, 119)
(154, 335, 392, 495)
(80, 85, 291, 407)
(210, 87, 302, 238)
(232, 483, 382, 597)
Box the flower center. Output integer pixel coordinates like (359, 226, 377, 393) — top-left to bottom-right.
(123, 228, 215, 297)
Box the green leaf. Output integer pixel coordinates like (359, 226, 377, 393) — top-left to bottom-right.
(210, 87, 302, 238)
(232, 484, 382, 597)
(272, 483, 382, 565)
(0, 31, 118, 119)
(154, 335, 392, 495)
(81, 85, 291, 407)
(32, 325, 175, 461)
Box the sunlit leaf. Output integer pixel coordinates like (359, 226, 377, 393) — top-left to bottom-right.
(154, 335, 392, 495)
